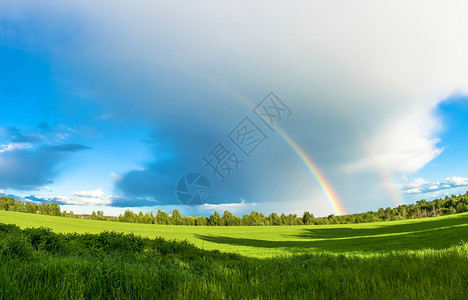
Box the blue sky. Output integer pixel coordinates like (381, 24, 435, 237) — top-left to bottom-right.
(1, 1, 467, 217)
(402, 96, 468, 202)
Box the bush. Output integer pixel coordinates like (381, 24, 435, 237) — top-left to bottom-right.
(0, 223, 21, 234)
(0, 233, 34, 259)
(23, 227, 64, 253)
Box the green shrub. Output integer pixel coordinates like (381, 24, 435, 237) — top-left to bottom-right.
(0, 233, 34, 259)
(23, 227, 64, 253)
(0, 223, 21, 234)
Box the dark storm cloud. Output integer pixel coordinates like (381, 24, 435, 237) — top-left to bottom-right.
(0, 147, 61, 190)
(4, 0, 468, 214)
(0, 126, 90, 190)
(115, 159, 182, 205)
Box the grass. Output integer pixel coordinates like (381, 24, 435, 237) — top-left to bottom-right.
(1, 210, 467, 299)
(1, 210, 467, 257)
(1, 245, 467, 299)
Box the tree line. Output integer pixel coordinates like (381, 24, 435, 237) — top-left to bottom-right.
(1, 191, 467, 226)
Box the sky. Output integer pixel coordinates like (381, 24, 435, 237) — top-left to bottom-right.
(0, 0, 467, 217)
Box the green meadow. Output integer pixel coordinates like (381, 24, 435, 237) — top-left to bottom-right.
(1, 210, 467, 257)
(1, 210, 467, 299)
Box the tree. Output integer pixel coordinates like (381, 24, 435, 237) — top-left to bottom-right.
(269, 213, 281, 226)
(222, 210, 237, 226)
(302, 211, 314, 225)
(1, 191, 468, 227)
(156, 209, 170, 225)
(171, 209, 184, 225)
(208, 211, 224, 226)
(195, 216, 207, 226)
(249, 212, 265, 226)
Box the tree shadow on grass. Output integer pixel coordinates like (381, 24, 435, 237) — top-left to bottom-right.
(287, 213, 468, 240)
(195, 214, 468, 254)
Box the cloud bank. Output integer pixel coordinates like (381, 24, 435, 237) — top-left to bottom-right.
(0, 126, 89, 190)
(2, 1, 468, 214)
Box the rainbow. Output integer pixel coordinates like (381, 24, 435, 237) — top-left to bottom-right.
(193, 71, 406, 210)
(186, 72, 347, 215)
(208, 87, 346, 214)
(354, 131, 405, 207)
(380, 171, 405, 207)
(275, 126, 347, 215)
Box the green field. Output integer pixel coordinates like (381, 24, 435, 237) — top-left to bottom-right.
(1, 210, 467, 258)
(1, 210, 468, 299)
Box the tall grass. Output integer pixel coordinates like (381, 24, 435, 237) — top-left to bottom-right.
(0, 223, 467, 299)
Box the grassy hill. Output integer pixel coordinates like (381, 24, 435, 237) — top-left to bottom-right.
(1, 210, 467, 257)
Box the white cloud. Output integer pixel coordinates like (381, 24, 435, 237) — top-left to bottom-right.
(23, 193, 113, 206)
(347, 109, 444, 174)
(404, 178, 429, 189)
(201, 199, 254, 211)
(445, 176, 468, 186)
(0, 143, 32, 153)
(37, 189, 112, 206)
(405, 188, 422, 194)
(73, 189, 106, 199)
(56, 195, 112, 206)
(402, 176, 468, 194)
